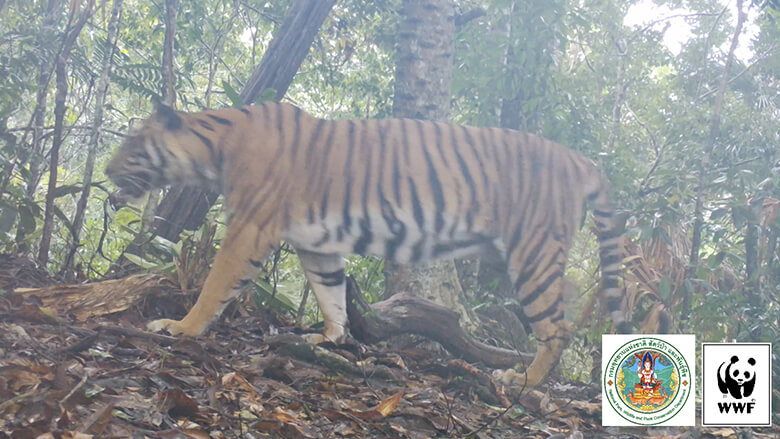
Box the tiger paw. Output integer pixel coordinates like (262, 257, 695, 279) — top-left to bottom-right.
(301, 333, 332, 345)
(147, 318, 204, 337)
(493, 368, 530, 387)
(493, 367, 547, 388)
(301, 332, 348, 345)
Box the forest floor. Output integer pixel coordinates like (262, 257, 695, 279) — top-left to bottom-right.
(1, 255, 778, 439)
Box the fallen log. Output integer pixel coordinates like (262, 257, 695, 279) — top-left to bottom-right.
(345, 277, 530, 368)
(12, 273, 176, 321)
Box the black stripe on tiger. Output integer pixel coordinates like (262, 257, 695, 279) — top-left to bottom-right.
(290, 106, 303, 157)
(601, 252, 621, 267)
(337, 122, 356, 241)
(600, 242, 619, 253)
(431, 122, 450, 169)
(354, 121, 374, 255)
(313, 230, 330, 247)
(392, 147, 402, 204)
(379, 190, 406, 261)
(432, 235, 491, 258)
(598, 229, 622, 241)
(207, 114, 233, 126)
(604, 295, 622, 312)
(520, 269, 562, 306)
(319, 182, 330, 220)
(310, 270, 345, 287)
(189, 128, 218, 167)
(400, 119, 411, 165)
(306, 119, 327, 164)
(603, 277, 620, 289)
(198, 119, 215, 131)
(419, 124, 446, 234)
(407, 177, 425, 229)
(525, 296, 564, 323)
(460, 126, 490, 188)
(451, 129, 479, 231)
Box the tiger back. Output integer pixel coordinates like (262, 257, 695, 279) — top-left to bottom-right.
(105, 102, 626, 387)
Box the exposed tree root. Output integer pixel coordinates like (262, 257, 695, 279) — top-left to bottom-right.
(345, 277, 531, 369)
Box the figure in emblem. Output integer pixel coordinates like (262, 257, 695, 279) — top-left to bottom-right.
(637, 351, 658, 396)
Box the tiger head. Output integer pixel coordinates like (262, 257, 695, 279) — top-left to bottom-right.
(105, 103, 220, 200)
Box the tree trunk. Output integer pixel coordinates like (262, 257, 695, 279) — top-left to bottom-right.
(150, 0, 337, 244)
(382, 0, 477, 330)
(683, 0, 746, 320)
(743, 196, 763, 308)
(37, 1, 94, 266)
(63, 0, 123, 276)
(24, 0, 62, 202)
(160, 0, 178, 107)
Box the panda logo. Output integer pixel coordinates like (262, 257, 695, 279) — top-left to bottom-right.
(717, 355, 756, 399)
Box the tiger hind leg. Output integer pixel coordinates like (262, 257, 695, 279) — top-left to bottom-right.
(296, 249, 348, 344)
(495, 246, 571, 387)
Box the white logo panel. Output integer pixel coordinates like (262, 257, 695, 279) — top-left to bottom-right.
(702, 343, 772, 427)
(602, 334, 695, 426)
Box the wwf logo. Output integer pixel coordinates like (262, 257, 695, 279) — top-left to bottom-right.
(702, 343, 771, 427)
(717, 355, 756, 400)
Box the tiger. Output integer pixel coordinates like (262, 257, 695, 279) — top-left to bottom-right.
(105, 101, 627, 387)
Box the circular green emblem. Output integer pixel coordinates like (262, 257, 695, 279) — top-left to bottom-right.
(603, 337, 691, 425)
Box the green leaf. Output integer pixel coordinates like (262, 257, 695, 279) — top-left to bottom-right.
(255, 88, 277, 104)
(653, 227, 673, 246)
(250, 278, 297, 313)
(124, 253, 161, 270)
(0, 202, 18, 235)
(706, 251, 726, 268)
(151, 234, 181, 257)
(658, 276, 671, 300)
(18, 203, 37, 237)
(222, 80, 244, 107)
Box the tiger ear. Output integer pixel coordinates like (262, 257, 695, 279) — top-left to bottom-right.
(153, 100, 182, 130)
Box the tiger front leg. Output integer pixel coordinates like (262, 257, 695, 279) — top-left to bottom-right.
(148, 222, 278, 337)
(296, 249, 348, 344)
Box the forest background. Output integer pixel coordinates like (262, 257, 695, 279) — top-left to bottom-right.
(0, 0, 778, 412)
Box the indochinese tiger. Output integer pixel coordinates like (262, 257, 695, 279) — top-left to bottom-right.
(105, 102, 627, 387)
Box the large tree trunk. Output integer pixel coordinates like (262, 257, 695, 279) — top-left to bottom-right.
(151, 0, 337, 244)
(383, 0, 477, 330)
